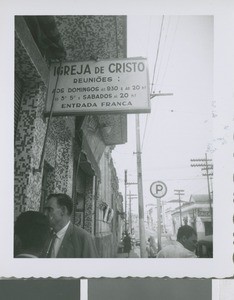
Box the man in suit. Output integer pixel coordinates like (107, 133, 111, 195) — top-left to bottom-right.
(44, 193, 98, 258)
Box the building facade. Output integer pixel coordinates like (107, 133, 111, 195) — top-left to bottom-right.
(14, 15, 127, 257)
(146, 194, 213, 241)
(171, 194, 213, 240)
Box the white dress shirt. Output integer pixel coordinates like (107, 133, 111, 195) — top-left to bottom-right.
(51, 221, 70, 258)
(157, 240, 197, 258)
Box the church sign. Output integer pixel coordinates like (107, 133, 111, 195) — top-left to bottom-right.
(45, 57, 150, 115)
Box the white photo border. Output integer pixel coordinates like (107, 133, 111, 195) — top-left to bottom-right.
(0, 0, 233, 278)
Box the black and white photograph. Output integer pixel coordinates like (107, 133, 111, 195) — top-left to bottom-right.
(1, 0, 234, 279)
(13, 14, 214, 260)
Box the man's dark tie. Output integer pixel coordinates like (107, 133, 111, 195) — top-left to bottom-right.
(46, 232, 57, 258)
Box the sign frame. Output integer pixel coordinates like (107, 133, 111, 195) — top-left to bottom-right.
(45, 57, 151, 116)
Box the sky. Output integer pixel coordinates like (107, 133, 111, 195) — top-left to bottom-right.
(112, 16, 213, 213)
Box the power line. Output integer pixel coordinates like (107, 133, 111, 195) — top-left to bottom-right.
(142, 164, 202, 171)
(150, 15, 165, 94)
(155, 16, 171, 88)
(142, 177, 207, 182)
(141, 18, 169, 150)
(142, 16, 173, 151)
(146, 17, 153, 59)
(142, 16, 165, 151)
(160, 16, 180, 90)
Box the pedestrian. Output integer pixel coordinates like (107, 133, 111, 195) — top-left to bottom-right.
(146, 236, 157, 258)
(157, 225, 198, 258)
(43, 193, 99, 258)
(14, 211, 51, 258)
(123, 232, 131, 258)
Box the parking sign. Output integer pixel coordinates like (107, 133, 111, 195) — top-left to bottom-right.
(150, 181, 167, 198)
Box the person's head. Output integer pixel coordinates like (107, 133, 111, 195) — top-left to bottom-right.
(177, 225, 197, 252)
(14, 211, 50, 257)
(44, 193, 73, 232)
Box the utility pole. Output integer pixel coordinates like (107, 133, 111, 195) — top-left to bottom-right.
(157, 197, 162, 251)
(127, 192, 138, 234)
(174, 189, 185, 226)
(135, 114, 147, 258)
(124, 170, 138, 233)
(124, 170, 127, 233)
(191, 154, 213, 228)
(129, 192, 132, 234)
(133, 93, 173, 256)
(161, 199, 166, 233)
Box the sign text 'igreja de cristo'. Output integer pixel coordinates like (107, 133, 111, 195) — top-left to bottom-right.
(45, 58, 150, 115)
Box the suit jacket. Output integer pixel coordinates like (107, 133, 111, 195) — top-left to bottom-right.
(56, 223, 99, 258)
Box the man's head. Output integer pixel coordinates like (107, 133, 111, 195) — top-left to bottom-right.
(44, 193, 73, 232)
(177, 225, 198, 252)
(14, 211, 50, 257)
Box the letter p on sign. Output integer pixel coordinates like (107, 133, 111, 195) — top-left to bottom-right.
(150, 181, 167, 198)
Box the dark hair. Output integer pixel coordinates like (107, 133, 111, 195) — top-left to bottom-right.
(14, 211, 50, 255)
(47, 193, 73, 216)
(177, 225, 197, 240)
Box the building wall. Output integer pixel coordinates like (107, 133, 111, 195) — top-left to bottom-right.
(84, 176, 95, 234)
(14, 82, 46, 217)
(171, 204, 212, 240)
(54, 16, 126, 61)
(95, 148, 113, 257)
(93, 147, 122, 257)
(15, 16, 127, 257)
(14, 74, 75, 218)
